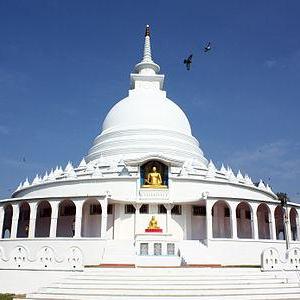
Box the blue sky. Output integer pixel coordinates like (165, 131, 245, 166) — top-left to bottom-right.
(0, 0, 299, 201)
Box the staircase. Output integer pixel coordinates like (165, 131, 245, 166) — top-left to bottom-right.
(22, 267, 300, 299)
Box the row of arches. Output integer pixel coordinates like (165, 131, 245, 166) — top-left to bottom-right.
(212, 201, 299, 240)
(1, 198, 108, 238)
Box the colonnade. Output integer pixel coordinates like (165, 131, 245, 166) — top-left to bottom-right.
(0, 196, 109, 239)
(0, 198, 299, 243)
(206, 200, 300, 242)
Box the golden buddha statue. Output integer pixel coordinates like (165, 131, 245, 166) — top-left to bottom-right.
(142, 166, 167, 188)
(147, 216, 160, 229)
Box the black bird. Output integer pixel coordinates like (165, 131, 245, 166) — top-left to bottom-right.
(183, 54, 193, 70)
(204, 42, 211, 52)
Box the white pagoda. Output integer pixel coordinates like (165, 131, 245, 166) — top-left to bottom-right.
(0, 25, 299, 271)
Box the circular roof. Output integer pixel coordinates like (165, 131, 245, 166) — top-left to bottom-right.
(102, 94, 192, 135)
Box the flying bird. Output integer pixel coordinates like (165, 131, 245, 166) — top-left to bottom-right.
(204, 42, 211, 52)
(183, 54, 193, 70)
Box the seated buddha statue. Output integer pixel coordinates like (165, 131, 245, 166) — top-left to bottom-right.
(147, 216, 160, 230)
(142, 166, 167, 188)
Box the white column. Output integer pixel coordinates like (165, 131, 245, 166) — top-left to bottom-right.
(28, 202, 38, 238)
(297, 208, 300, 241)
(269, 205, 277, 240)
(164, 204, 174, 233)
(133, 203, 142, 236)
(285, 206, 291, 249)
(251, 203, 259, 239)
(50, 200, 60, 238)
(206, 200, 213, 241)
(0, 205, 4, 239)
(228, 201, 238, 239)
(74, 200, 84, 238)
(100, 197, 108, 239)
(10, 203, 19, 238)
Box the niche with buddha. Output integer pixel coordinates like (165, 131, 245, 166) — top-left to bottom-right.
(140, 161, 168, 188)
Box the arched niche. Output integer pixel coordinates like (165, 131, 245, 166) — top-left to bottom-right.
(257, 203, 271, 239)
(236, 202, 253, 239)
(35, 200, 52, 237)
(212, 200, 232, 238)
(81, 198, 101, 237)
(274, 205, 285, 240)
(290, 208, 299, 241)
(17, 202, 30, 238)
(57, 199, 76, 237)
(140, 160, 168, 188)
(2, 204, 13, 238)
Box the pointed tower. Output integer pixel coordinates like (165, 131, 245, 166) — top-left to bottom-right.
(86, 25, 207, 167)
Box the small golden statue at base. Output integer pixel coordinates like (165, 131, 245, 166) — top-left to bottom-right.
(145, 216, 162, 232)
(142, 166, 167, 189)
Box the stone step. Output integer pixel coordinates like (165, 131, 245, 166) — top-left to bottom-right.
(26, 287, 300, 299)
(51, 278, 287, 285)
(42, 282, 296, 290)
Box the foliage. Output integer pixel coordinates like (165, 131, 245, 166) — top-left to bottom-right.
(0, 295, 14, 300)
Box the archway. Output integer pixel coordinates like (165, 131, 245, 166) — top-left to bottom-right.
(290, 208, 299, 241)
(257, 203, 271, 239)
(81, 198, 101, 237)
(17, 202, 30, 238)
(35, 201, 51, 237)
(212, 201, 232, 238)
(274, 205, 285, 240)
(57, 199, 76, 237)
(236, 202, 253, 239)
(2, 204, 13, 238)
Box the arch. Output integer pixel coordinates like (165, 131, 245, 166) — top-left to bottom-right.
(236, 202, 253, 239)
(140, 160, 168, 187)
(56, 199, 76, 237)
(81, 198, 101, 237)
(290, 208, 299, 241)
(274, 205, 285, 240)
(212, 200, 232, 238)
(35, 200, 52, 237)
(17, 202, 30, 238)
(2, 204, 13, 238)
(257, 203, 271, 239)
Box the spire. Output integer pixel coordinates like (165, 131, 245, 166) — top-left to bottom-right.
(134, 25, 160, 75)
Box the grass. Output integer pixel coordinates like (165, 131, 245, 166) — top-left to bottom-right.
(0, 295, 14, 300)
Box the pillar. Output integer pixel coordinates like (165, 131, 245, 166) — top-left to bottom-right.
(133, 203, 142, 236)
(100, 197, 108, 239)
(50, 200, 60, 238)
(284, 206, 291, 249)
(74, 200, 84, 238)
(269, 205, 277, 240)
(251, 203, 259, 239)
(164, 204, 174, 233)
(28, 202, 37, 238)
(229, 201, 238, 239)
(10, 203, 19, 238)
(206, 200, 213, 241)
(0, 205, 4, 239)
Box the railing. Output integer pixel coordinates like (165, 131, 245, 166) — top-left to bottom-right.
(139, 189, 169, 201)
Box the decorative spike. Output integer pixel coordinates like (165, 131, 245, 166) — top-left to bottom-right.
(119, 166, 131, 177)
(66, 167, 77, 178)
(48, 169, 55, 181)
(258, 180, 266, 189)
(208, 160, 216, 170)
(86, 162, 95, 172)
(78, 158, 87, 168)
(266, 184, 272, 192)
(23, 178, 30, 187)
(42, 171, 48, 181)
(92, 166, 103, 178)
(245, 174, 254, 185)
(236, 170, 244, 181)
(16, 182, 23, 190)
(64, 161, 73, 172)
(220, 164, 226, 173)
(32, 174, 40, 184)
(54, 166, 61, 177)
(118, 158, 126, 167)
